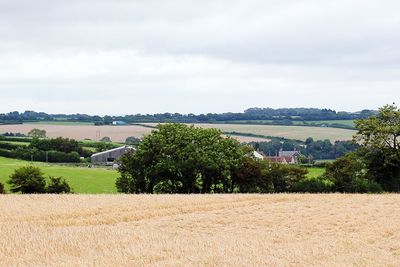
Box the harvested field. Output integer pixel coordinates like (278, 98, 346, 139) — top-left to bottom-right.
(145, 123, 356, 141)
(0, 124, 270, 143)
(189, 124, 356, 141)
(1, 194, 399, 266)
(0, 124, 153, 143)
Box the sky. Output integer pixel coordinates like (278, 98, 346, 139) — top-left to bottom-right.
(0, 0, 399, 115)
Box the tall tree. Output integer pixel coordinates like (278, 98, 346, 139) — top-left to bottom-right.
(354, 104, 400, 191)
(116, 123, 245, 194)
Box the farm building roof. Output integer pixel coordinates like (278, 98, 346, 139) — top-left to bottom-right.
(278, 150, 301, 157)
(91, 146, 135, 157)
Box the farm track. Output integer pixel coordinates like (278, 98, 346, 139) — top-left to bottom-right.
(1, 194, 400, 266)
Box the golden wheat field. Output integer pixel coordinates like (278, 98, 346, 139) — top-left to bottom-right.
(1, 194, 399, 266)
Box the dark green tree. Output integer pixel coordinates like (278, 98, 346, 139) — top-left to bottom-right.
(354, 104, 400, 191)
(100, 136, 112, 143)
(28, 128, 47, 138)
(324, 153, 382, 193)
(46, 177, 72, 194)
(8, 166, 46, 193)
(116, 123, 245, 194)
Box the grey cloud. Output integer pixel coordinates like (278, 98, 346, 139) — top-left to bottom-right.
(0, 0, 399, 114)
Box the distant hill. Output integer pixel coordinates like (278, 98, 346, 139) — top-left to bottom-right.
(0, 108, 377, 129)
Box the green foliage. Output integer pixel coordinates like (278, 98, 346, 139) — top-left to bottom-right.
(95, 142, 115, 152)
(46, 176, 72, 194)
(8, 166, 46, 193)
(354, 104, 400, 191)
(30, 137, 90, 157)
(0, 182, 4, 194)
(232, 157, 273, 193)
(117, 123, 245, 194)
(28, 128, 47, 138)
(266, 164, 309, 192)
(323, 154, 383, 193)
(100, 137, 112, 142)
(125, 136, 141, 145)
(153, 180, 183, 194)
(291, 177, 334, 193)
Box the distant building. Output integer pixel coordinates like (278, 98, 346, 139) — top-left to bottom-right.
(253, 151, 265, 160)
(91, 146, 134, 165)
(112, 121, 127, 125)
(265, 150, 301, 164)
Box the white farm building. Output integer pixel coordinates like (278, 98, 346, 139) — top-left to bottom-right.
(90, 146, 135, 164)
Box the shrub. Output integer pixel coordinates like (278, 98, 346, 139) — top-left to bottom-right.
(266, 164, 309, 192)
(292, 177, 334, 193)
(153, 180, 183, 194)
(46, 177, 72, 194)
(0, 182, 5, 194)
(100, 137, 112, 142)
(8, 166, 46, 193)
(125, 136, 141, 145)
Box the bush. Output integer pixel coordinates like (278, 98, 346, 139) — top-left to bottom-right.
(292, 177, 334, 193)
(46, 177, 72, 194)
(153, 180, 183, 194)
(266, 164, 309, 192)
(100, 137, 112, 142)
(8, 166, 46, 193)
(0, 182, 5, 194)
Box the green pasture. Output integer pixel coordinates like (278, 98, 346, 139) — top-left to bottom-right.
(306, 167, 325, 178)
(0, 157, 119, 194)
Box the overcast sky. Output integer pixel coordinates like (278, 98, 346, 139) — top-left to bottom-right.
(0, 0, 399, 115)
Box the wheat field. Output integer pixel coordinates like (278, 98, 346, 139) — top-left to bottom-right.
(1, 194, 399, 266)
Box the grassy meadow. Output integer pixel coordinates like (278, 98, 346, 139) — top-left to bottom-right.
(0, 157, 118, 193)
(1, 194, 399, 266)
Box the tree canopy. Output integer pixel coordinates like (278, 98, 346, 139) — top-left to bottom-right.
(354, 104, 400, 191)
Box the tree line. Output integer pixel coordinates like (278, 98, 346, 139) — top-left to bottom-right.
(0, 108, 377, 125)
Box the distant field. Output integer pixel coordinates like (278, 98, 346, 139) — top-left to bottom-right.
(144, 123, 356, 141)
(305, 120, 355, 127)
(27, 121, 95, 126)
(0, 141, 29, 146)
(0, 157, 118, 193)
(1, 194, 399, 266)
(0, 123, 271, 143)
(221, 119, 355, 128)
(306, 167, 325, 178)
(0, 124, 154, 143)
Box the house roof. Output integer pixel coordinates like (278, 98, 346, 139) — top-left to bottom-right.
(265, 156, 295, 163)
(91, 146, 135, 157)
(279, 150, 301, 157)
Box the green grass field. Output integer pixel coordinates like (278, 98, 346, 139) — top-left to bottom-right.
(0, 141, 29, 146)
(306, 167, 325, 178)
(0, 157, 119, 194)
